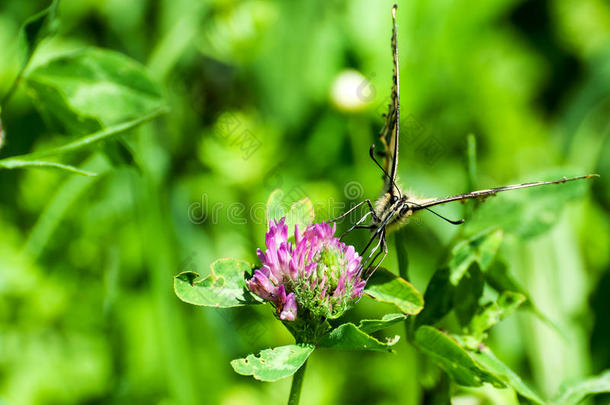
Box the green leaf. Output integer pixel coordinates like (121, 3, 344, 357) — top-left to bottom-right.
(317, 322, 400, 352)
(266, 189, 286, 224)
(463, 291, 526, 348)
(25, 48, 164, 134)
(415, 267, 454, 327)
(21, 0, 59, 61)
(472, 347, 545, 405)
(174, 259, 260, 308)
(0, 113, 4, 150)
(265, 190, 314, 232)
(552, 370, 610, 405)
(1, 0, 59, 106)
(485, 260, 524, 294)
(0, 108, 166, 165)
(414, 326, 505, 388)
(230, 344, 315, 382)
(285, 197, 315, 233)
(38, 108, 166, 158)
(364, 268, 424, 315)
(449, 228, 503, 285)
(357, 313, 407, 334)
(453, 263, 484, 327)
(464, 169, 594, 239)
(486, 260, 556, 329)
(0, 109, 165, 176)
(101, 138, 134, 165)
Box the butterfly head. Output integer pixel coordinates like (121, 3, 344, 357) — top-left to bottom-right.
(374, 192, 414, 230)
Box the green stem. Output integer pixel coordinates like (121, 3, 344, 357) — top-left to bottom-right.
(466, 133, 478, 191)
(395, 230, 409, 281)
(465, 133, 478, 219)
(287, 361, 307, 405)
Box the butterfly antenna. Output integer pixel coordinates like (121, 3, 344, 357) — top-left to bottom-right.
(369, 144, 402, 198)
(408, 200, 465, 225)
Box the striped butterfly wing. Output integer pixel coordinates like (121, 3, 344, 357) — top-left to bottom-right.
(411, 174, 600, 211)
(378, 4, 400, 198)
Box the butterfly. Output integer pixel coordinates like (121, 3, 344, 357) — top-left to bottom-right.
(333, 4, 598, 275)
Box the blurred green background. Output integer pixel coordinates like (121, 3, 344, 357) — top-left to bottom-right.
(1, 0, 609, 404)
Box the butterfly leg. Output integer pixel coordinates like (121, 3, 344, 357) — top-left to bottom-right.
(368, 231, 388, 277)
(364, 231, 388, 279)
(339, 211, 375, 239)
(340, 224, 377, 240)
(360, 230, 380, 260)
(329, 199, 377, 223)
(362, 230, 385, 271)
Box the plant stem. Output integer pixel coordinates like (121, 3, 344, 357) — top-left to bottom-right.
(287, 361, 307, 405)
(465, 133, 478, 219)
(466, 133, 478, 191)
(395, 230, 409, 281)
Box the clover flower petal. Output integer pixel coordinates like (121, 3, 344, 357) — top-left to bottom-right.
(246, 218, 365, 321)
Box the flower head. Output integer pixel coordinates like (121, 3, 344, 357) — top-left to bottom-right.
(246, 218, 365, 322)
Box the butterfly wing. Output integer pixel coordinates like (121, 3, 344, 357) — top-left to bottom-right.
(379, 5, 400, 197)
(410, 174, 599, 211)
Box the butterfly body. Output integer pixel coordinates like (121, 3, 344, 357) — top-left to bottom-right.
(373, 192, 417, 230)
